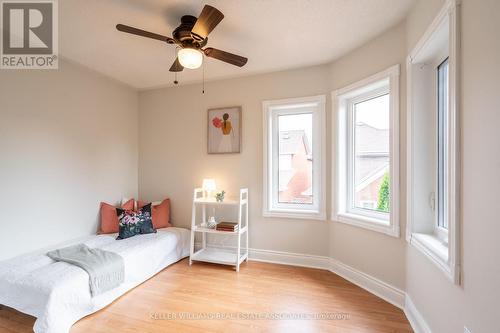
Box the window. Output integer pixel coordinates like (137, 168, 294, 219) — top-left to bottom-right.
(333, 65, 400, 237)
(407, 0, 460, 284)
(263, 95, 326, 219)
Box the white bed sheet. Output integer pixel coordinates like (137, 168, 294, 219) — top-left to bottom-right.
(0, 227, 190, 333)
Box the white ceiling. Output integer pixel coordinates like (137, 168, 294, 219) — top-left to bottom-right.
(60, 0, 415, 90)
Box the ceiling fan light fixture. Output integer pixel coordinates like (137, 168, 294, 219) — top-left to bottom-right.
(116, 5, 247, 73)
(177, 48, 203, 69)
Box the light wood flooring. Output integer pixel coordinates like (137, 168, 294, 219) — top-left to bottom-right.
(0, 259, 412, 333)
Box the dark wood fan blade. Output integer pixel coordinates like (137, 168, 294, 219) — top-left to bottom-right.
(169, 57, 184, 72)
(191, 5, 224, 41)
(203, 48, 248, 67)
(116, 24, 175, 44)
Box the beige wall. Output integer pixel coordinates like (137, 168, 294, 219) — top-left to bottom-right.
(406, 0, 447, 51)
(139, 65, 330, 256)
(406, 0, 500, 333)
(0, 59, 138, 261)
(405, 0, 500, 332)
(328, 23, 408, 290)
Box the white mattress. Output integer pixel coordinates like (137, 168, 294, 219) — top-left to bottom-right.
(0, 227, 190, 333)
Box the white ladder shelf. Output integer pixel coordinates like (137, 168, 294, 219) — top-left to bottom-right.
(189, 188, 249, 272)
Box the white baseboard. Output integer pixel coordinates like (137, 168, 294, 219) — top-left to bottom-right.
(252, 249, 428, 333)
(193, 243, 427, 333)
(328, 258, 406, 309)
(249, 248, 331, 270)
(404, 295, 432, 333)
(193, 243, 330, 270)
(251, 249, 407, 311)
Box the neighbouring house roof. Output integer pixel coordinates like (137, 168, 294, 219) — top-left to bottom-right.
(356, 156, 389, 184)
(355, 122, 389, 156)
(355, 122, 390, 185)
(356, 164, 389, 192)
(279, 130, 311, 155)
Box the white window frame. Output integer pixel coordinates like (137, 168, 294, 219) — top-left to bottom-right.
(436, 56, 449, 243)
(332, 65, 400, 237)
(262, 95, 326, 220)
(406, 0, 460, 284)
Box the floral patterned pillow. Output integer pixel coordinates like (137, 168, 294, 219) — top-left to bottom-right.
(116, 203, 156, 240)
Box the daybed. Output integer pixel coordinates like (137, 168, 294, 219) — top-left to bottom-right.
(0, 227, 190, 333)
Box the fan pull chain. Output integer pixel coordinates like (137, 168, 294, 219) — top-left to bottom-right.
(202, 55, 205, 94)
(173, 46, 179, 85)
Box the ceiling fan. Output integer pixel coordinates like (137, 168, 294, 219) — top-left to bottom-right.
(116, 5, 248, 73)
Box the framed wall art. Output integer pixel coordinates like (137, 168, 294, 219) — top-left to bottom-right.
(207, 106, 241, 154)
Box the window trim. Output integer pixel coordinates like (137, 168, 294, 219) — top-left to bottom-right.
(332, 65, 400, 237)
(262, 95, 326, 220)
(406, 0, 460, 284)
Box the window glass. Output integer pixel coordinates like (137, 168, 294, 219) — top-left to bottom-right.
(278, 113, 313, 204)
(437, 58, 449, 229)
(353, 94, 390, 213)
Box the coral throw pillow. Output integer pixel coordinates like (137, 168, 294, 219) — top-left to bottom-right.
(137, 199, 171, 229)
(99, 199, 134, 234)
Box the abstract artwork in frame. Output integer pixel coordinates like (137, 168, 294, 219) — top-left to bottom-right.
(208, 106, 241, 154)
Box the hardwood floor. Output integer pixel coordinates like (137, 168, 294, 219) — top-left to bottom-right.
(0, 259, 412, 333)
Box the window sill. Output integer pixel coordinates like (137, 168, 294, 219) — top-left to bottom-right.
(263, 209, 326, 221)
(409, 232, 455, 281)
(333, 212, 399, 237)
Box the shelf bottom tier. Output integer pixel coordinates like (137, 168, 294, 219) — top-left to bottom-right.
(190, 247, 248, 266)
